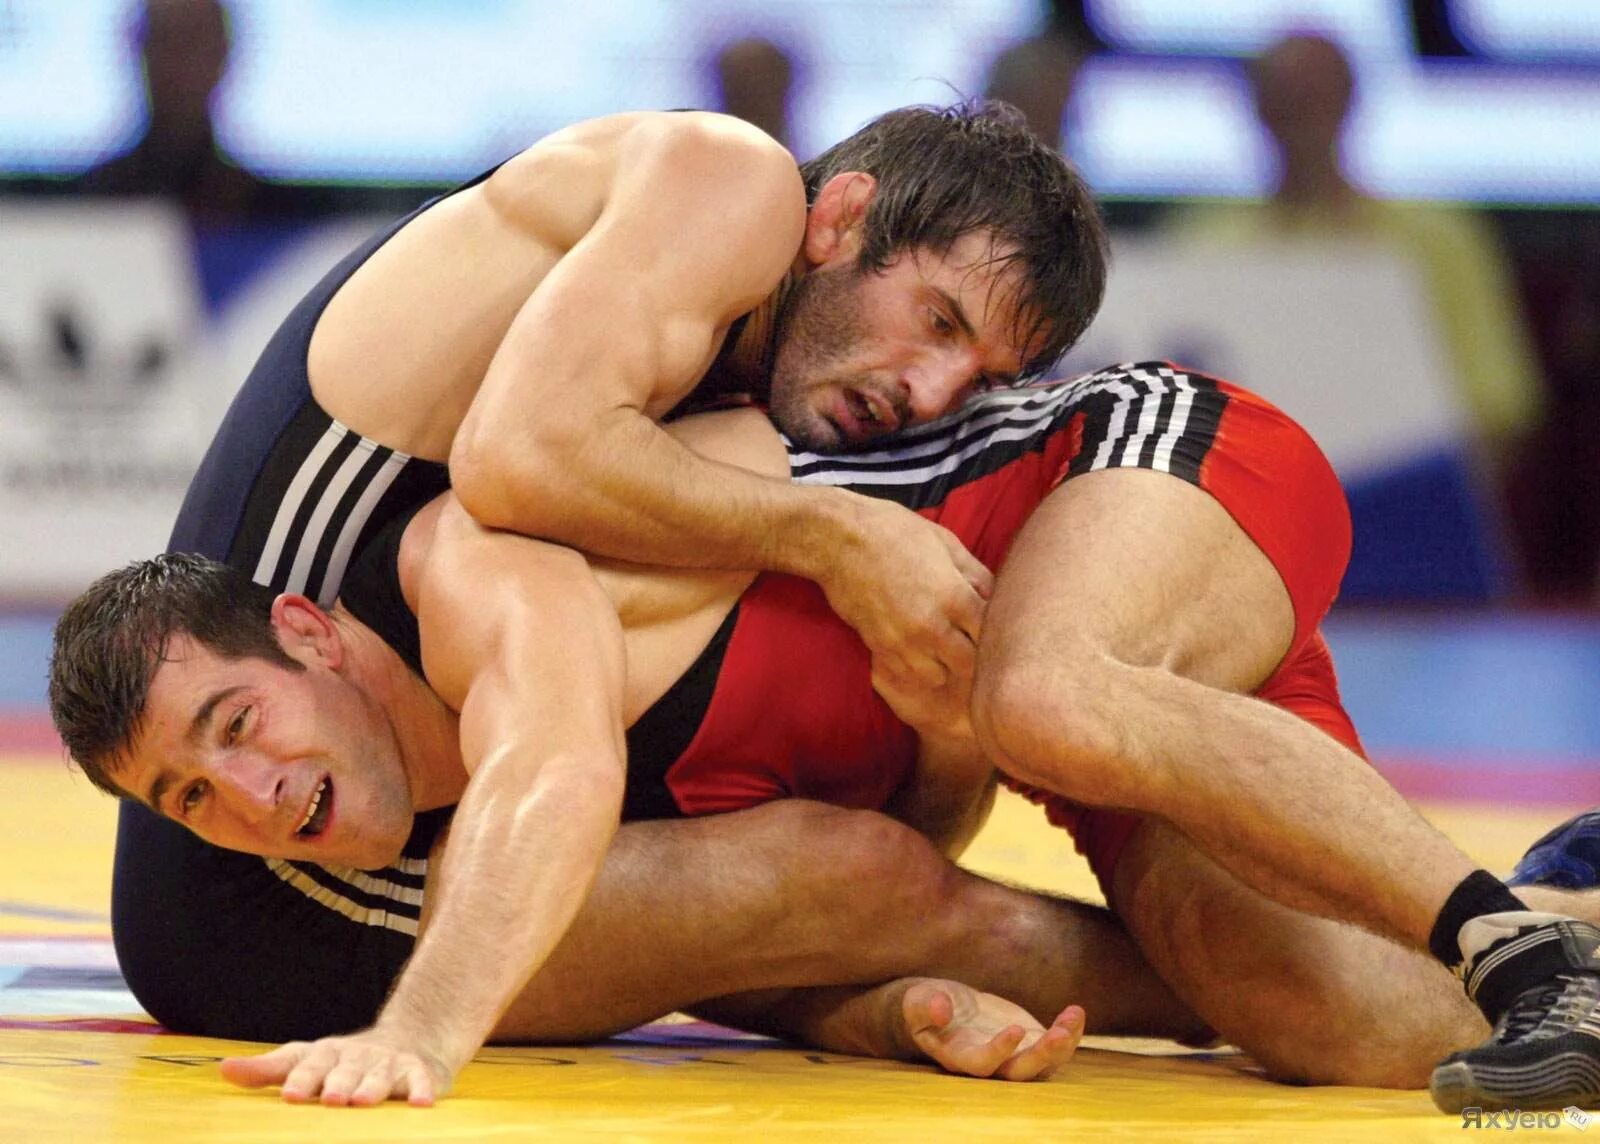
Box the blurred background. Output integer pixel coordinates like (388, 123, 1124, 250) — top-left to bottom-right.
(0, 0, 1596, 795)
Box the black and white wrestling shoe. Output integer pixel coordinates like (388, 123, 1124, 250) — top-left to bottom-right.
(1430, 916, 1600, 1114)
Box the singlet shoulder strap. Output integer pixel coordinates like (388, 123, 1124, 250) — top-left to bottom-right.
(339, 506, 426, 677)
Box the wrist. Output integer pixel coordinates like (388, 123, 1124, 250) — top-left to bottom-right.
(374, 991, 482, 1074)
(766, 485, 868, 581)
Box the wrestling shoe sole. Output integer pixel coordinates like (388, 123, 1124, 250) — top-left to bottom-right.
(1430, 1040, 1600, 1114)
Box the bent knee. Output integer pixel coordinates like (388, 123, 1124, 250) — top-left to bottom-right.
(791, 806, 957, 910)
(768, 804, 964, 972)
(970, 657, 1129, 798)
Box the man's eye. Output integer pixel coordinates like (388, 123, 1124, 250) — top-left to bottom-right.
(225, 707, 249, 745)
(181, 781, 208, 816)
(929, 310, 954, 335)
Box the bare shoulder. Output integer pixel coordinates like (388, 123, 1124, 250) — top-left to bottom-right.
(615, 112, 806, 240)
(476, 112, 652, 243)
(482, 111, 799, 241)
(308, 111, 799, 456)
(619, 110, 800, 184)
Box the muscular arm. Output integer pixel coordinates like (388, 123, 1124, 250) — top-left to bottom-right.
(450, 113, 851, 580)
(449, 113, 989, 685)
(228, 500, 630, 1105)
(373, 502, 627, 1084)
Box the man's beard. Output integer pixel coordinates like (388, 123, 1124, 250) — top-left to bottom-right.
(767, 261, 873, 452)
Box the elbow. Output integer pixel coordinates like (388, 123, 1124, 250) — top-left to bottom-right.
(490, 747, 626, 837)
(971, 655, 1127, 802)
(449, 414, 572, 537)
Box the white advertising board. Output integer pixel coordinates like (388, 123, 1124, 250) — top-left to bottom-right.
(1064, 236, 1470, 479)
(0, 202, 215, 597)
(0, 209, 394, 599)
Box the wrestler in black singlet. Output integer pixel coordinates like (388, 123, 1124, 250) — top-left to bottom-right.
(117, 168, 746, 1041)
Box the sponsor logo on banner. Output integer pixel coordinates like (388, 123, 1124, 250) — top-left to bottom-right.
(0, 202, 212, 595)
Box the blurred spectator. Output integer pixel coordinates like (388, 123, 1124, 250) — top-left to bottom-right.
(711, 37, 796, 151)
(1500, 218, 1600, 603)
(983, 29, 1080, 150)
(1168, 32, 1544, 566)
(78, 0, 338, 226)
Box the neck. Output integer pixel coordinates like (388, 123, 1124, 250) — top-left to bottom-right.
(143, 111, 215, 155)
(717, 267, 801, 401)
(333, 607, 464, 812)
(1274, 148, 1356, 209)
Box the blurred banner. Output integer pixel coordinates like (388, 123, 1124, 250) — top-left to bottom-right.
(0, 202, 210, 597)
(0, 205, 381, 598)
(2, 1, 1596, 202)
(0, 206, 1497, 601)
(1064, 237, 1504, 600)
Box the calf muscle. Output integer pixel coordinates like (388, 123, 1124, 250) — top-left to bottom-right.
(1111, 821, 1486, 1088)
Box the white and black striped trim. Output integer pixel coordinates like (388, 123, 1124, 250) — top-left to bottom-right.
(254, 830, 433, 938)
(264, 858, 423, 937)
(247, 420, 411, 608)
(786, 362, 1226, 509)
(1467, 927, 1556, 997)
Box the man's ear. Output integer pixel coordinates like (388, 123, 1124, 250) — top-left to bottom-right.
(800, 171, 877, 268)
(270, 594, 344, 668)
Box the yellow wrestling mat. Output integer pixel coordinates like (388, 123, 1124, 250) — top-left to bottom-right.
(1, 752, 1589, 1141)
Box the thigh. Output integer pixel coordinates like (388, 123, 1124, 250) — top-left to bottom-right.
(112, 802, 417, 1041)
(980, 374, 1351, 695)
(985, 468, 1295, 692)
(1004, 627, 1370, 901)
(466, 802, 952, 1042)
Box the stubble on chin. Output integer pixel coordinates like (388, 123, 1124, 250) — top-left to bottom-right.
(767, 382, 840, 452)
(766, 262, 866, 453)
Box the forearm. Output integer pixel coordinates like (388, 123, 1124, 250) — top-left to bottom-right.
(695, 982, 924, 1062)
(375, 753, 623, 1072)
(454, 405, 865, 579)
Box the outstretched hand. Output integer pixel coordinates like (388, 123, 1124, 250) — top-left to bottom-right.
(902, 979, 1085, 1082)
(220, 1028, 452, 1106)
(822, 502, 992, 691)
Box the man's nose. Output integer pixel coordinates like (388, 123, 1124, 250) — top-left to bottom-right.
(212, 754, 283, 820)
(903, 351, 982, 423)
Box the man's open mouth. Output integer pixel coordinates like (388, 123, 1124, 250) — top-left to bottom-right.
(846, 388, 896, 432)
(296, 777, 333, 839)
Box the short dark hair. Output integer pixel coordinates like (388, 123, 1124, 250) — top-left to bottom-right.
(48, 553, 301, 797)
(800, 100, 1107, 378)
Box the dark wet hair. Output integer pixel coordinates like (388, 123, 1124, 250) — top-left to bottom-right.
(800, 100, 1107, 377)
(48, 553, 301, 797)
